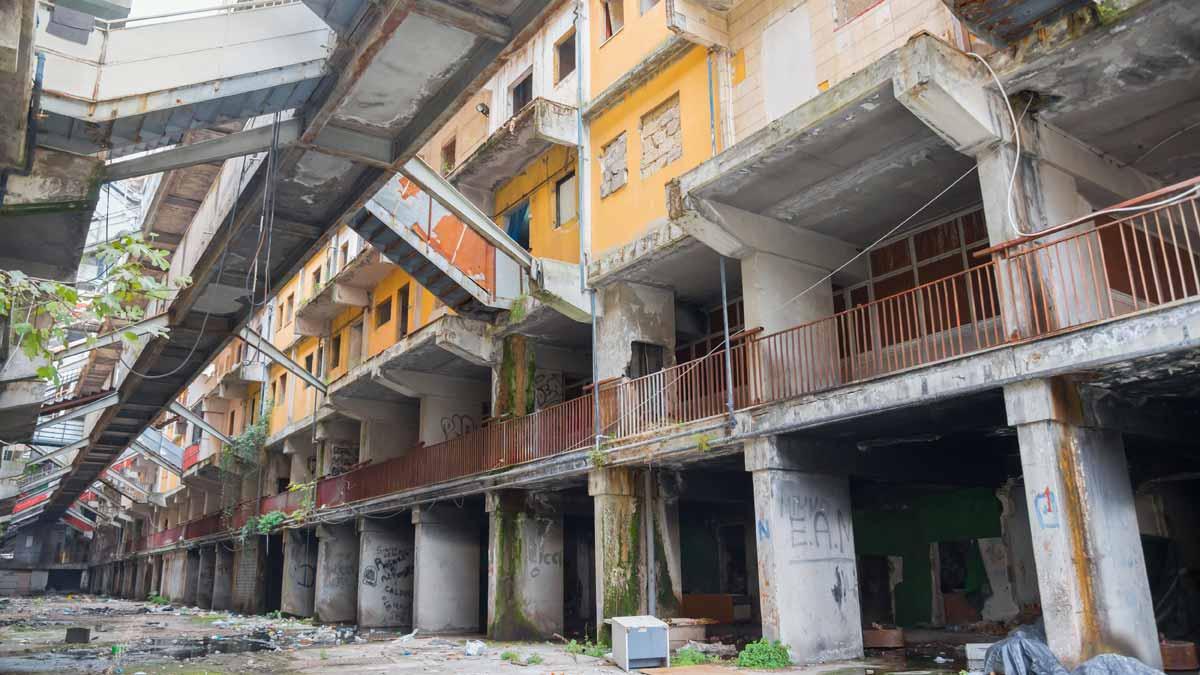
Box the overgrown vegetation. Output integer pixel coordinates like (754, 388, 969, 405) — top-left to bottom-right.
(673, 646, 714, 666)
(565, 638, 608, 658)
(0, 232, 187, 383)
(146, 594, 169, 605)
(500, 650, 543, 666)
(239, 509, 288, 541)
(587, 445, 608, 467)
(526, 654, 544, 665)
(736, 639, 791, 669)
(500, 650, 520, 662)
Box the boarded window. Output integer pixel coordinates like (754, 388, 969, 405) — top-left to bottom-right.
(599, 133, 628, 197)
(639, 94, 682, 178)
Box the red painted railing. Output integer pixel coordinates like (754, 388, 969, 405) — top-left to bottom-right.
(119, 178, 1200, 558)
(182, 443, 201, 471)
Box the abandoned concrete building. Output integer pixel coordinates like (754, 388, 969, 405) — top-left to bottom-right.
(1, 0, 1199, 670)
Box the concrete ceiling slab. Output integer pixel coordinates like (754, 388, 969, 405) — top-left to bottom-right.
(1000, 0, 1200, 184)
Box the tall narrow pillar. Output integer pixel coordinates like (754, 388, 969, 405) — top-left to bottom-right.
(212, 546, 234, 610)
(182, 549, 200, 606)
(358, 516, 415, 629)
(1004, 377, 1159, 668)
(196, 546, 215, 609)
(412, 505, 481, 633)
(588, 467, 683, 642)
(281, 529, 317, 617)
(486, 491, 564, 640)
(315, 523, 359, 623)
(232, 538, 266, 615)
(746, 436, 862, 664)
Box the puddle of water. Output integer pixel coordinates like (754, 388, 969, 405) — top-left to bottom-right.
(0, 629, 279, 673)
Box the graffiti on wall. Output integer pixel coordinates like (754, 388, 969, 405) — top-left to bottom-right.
(440, 414, 476, 440)
(329, 445, 358, 476)
(533, 370, 564, 409)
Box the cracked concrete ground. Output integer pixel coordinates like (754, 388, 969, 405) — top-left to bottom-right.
(0, 594, 959, 673)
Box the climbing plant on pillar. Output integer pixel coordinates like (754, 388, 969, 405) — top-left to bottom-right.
(218, 403, 270, 528)
(496, 334, 536, 419)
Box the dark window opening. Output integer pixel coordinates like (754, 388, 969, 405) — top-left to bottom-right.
(505, 200, 531, 250)
(440, 138, 456, 176)
(556, 31, 576, 82)
(375, 297, 392, 327)
(511, 72, 533, 114)
(628, 341, 664, 378)
(397, 285, 411, 338)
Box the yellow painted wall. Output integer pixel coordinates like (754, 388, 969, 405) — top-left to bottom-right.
(589, 45, 721, 256)
(590, 0, 672, 97)
(493, 145, 580, 264)
(271, 272, 302, 350)
(364, 268, 441, 359)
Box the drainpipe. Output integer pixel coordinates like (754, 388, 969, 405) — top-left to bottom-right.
(644, 468, 656, 616)
(575, 0, 603, 454)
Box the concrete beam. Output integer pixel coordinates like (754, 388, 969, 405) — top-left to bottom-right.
(673, 197, 867, 283)
(411, 0, 511, 43)
(238, 326, 326, 394)
(104, 122, 300, 182)
(893, 34, 1158, 202)
(167, 401, 232, 447)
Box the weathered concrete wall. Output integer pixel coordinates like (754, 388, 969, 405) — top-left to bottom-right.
(212, 545, 234, 611)
(747, 437, 863, 664)
(595, 282, 676, 381)
(486, 492, 564, 640)
(358, 517, 415, 629)
(281, 529, 318, 617)
(315, 523, 359, 623)
(1005, 378, 1160, 668)
(182, 550, 200, 606)
(232, 538, 265, 615)
(197, 546, 215, 609)
(412, 505, 481, 633)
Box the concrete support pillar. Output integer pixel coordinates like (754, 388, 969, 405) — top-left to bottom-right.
(197, 546, 215, 609)
(358, 516, 415, 629)
(315, 523, 359, 623)
(281, 528, 317, 617)
(182, 549, 200, 606)
(412, 505, 482, 633)
(212, 545, 234, 611)
(745, 436, 862, 664)
(1004, 377, 1159, 668)
(741, 251, 834, 335)
(588, 467, 683, 642)
(232, 538, 266, 615)
(595, 282, 676, 382)
(486, 491, 564, 640)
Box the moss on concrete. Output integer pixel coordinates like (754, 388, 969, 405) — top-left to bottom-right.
(496, 335, 536, 419)
(653, 518, 679, 616)
(489, 510, 543, 640)
(599, 496, 641, 643)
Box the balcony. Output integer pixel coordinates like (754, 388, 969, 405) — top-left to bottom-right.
(131, 179, 1200, 549)
(295, 248, 394, 337)
(449, 98, 578, 195)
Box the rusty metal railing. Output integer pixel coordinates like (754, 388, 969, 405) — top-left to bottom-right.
(131, 178, 1200, 551)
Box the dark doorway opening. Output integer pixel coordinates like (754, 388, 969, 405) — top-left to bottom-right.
(264, 534, 284, 614)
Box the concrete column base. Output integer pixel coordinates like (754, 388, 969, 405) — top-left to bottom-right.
(413, 505, 482, 633)
(316, 523, 359, 623)
(232, 539, 266, 615)
(486, 491, 564, 640)
(212, 546, 234, 610)
(747, 437, 863, 664)
(358, 517, 415, 629)
(1005, 377, 1159, 668)
(282, 529, 317, 617)
(197, 547, 215, 609)
(182, 550, 200, 606)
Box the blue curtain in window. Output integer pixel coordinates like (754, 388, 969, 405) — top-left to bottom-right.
(505, 201, 531, 250)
